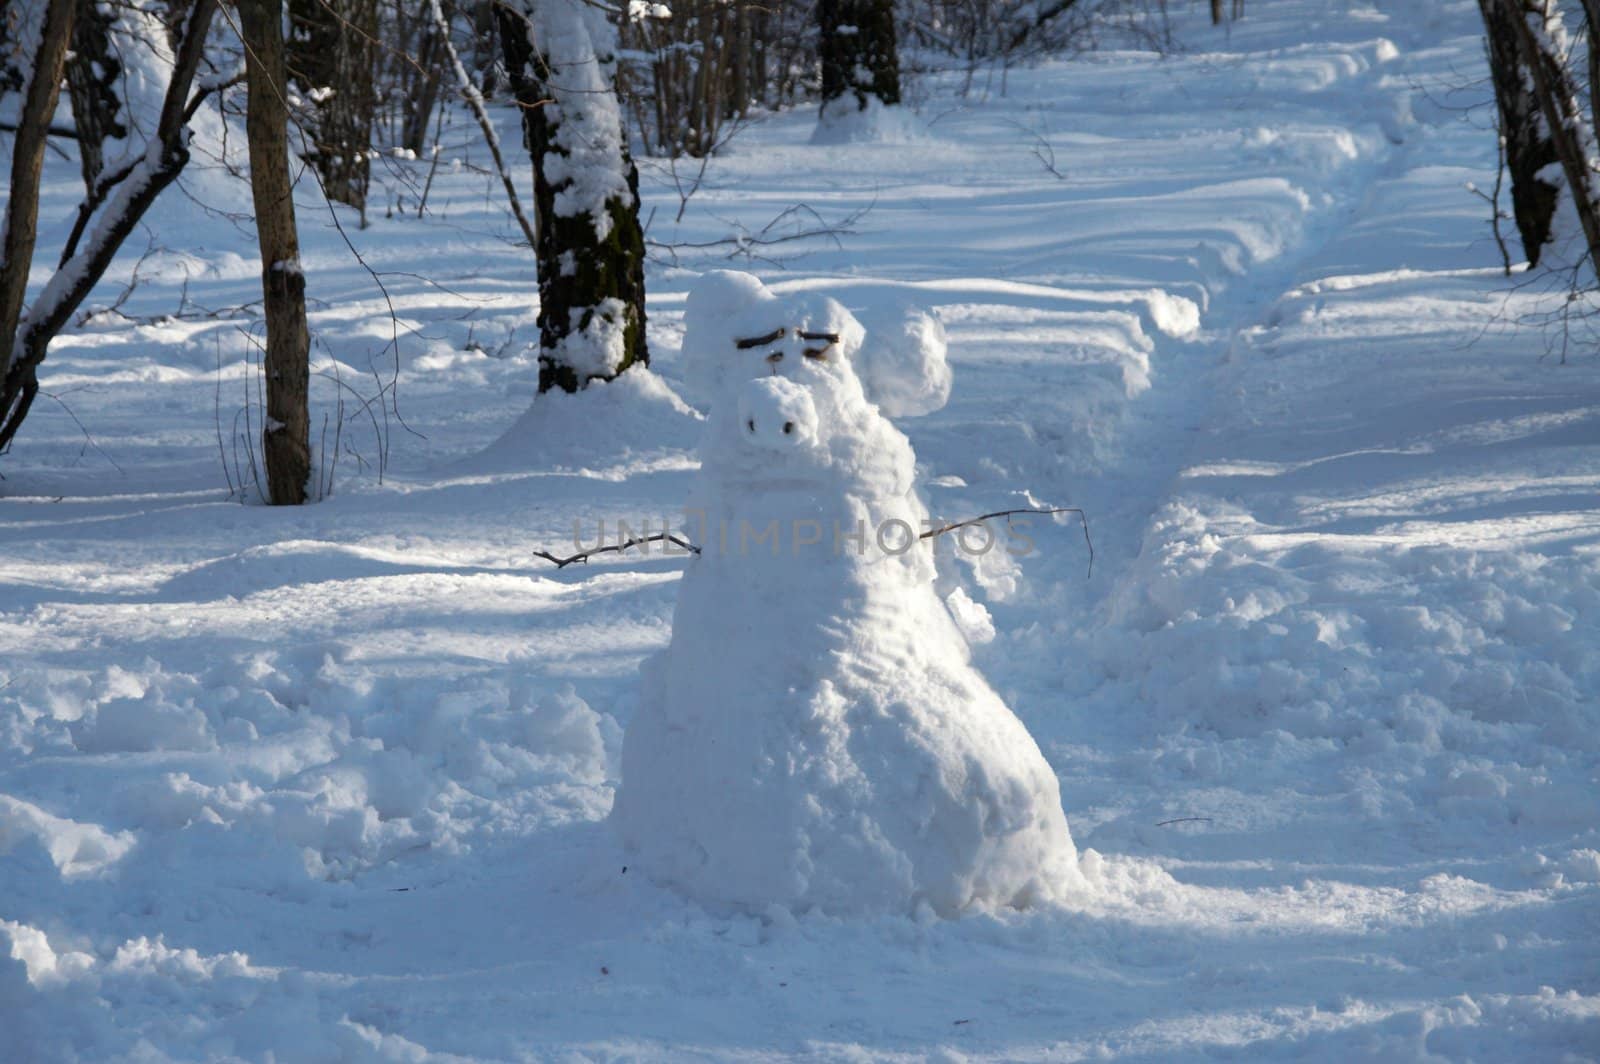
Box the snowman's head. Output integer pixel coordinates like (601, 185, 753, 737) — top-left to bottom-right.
(681, 271, 950, 419)
(684, 273, 916, 495)
(682, 272, 866, 406)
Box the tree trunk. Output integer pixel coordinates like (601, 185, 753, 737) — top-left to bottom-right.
(287, 0, 378, 217)
(1582, 0, 1600, 124)
(1479, 0, 1560, 267)
(0, 0, 77, 405)
(1505, 0, 1600, 277)
(817, 0, 900, 114)
(1, 0, 219, 455)
(64, 0, 126, 196)
(401, 0, 448, 154)
(240, 0, 313, 504)
(497, 0, 648, 393)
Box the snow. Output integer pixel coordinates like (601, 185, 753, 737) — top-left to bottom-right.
(551, 295, 631, 379)
(0, 0, 1597, 1058)
(813, 94, 925, 146)
(521, 0, 633, 240)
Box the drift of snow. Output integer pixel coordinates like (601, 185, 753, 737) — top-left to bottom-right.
(613, 273, 1080, 916)
(812, 94, 925, 145)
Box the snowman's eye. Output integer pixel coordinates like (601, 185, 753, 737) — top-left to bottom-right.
(766, 351, 784, 364)
(802, 347, 829, 361)
(747, 419, 756, 432)
(783, 421, 794, 435)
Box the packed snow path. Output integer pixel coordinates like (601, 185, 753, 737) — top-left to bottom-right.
(2, 1, 1597, 1059)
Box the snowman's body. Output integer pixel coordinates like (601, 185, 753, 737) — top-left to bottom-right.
(614, 273, 1079, 916)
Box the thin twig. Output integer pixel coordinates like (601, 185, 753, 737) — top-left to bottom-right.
(425, 0, 539, 248)
(215, 334, 236, 497)
(40, 390, 124, 473)
(530, 506, 1094, 576)
(533, 533, 701, 569)
(921, 506, 1094, 577)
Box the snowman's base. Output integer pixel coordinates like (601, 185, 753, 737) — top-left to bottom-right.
(614, 648, 1083, 918)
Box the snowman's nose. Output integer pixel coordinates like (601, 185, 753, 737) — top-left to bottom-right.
(737, 376, 818, 452)
(743, 412, 805, 446)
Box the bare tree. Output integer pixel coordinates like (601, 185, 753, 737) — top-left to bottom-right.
(427, 0, 536, 247)
(1478, 0, 1559, 267)
(1, 0, 222, 455)
(396, 0, 449, 154)
(0, 0, 78, 441)
(818, 0, 900, 118)
(1210, 0, 1243, 22)
(240, 0, 313, 503)
(63, 0, 125, 195)
(1498, 0, 1600, 277)
(288, 0, 379, 218)
(1584, 0, 1600, 114)
(497, 0, 648, 393)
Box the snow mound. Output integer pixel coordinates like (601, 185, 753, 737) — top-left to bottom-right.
(852, 303, 952, 418)
(812, 97, 927, 146)
(614, 272, 1080, 916)
(469, 365, 701, 478)
(0, 796, 137, 879)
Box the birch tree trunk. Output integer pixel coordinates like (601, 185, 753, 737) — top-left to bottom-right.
(1505, 0, 1600, 278)
(240, 0, 313, 503)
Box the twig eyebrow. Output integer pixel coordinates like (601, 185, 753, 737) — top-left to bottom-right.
(732, 328, 843, 350)
(734, 328, 786, 349)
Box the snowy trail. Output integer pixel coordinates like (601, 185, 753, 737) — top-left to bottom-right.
(2, 1, 1597, 1060)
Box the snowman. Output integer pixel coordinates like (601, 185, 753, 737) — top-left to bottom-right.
(612, 272, 1080, 916)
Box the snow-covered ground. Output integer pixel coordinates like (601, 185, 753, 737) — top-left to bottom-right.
(4, 0, 1598, 1059)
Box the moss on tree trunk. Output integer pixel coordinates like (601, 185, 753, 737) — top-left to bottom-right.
(496, 0, 648, 394)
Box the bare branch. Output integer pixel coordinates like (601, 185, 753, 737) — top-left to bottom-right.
(529, 506, 1094, 576)
(921, 506, 1094, 577)
(533, 533, 702, 569)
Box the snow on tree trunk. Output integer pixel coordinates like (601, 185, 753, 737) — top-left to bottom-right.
(0, 0, 77, 397)
(497, 0, 648, 394)
(1479, 0, 1560, 267)
(240, 0, 313, 505)
(1506, 0, 1600, 278)
(0, 0, 217, 456)
(817, 0, 900, 129)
